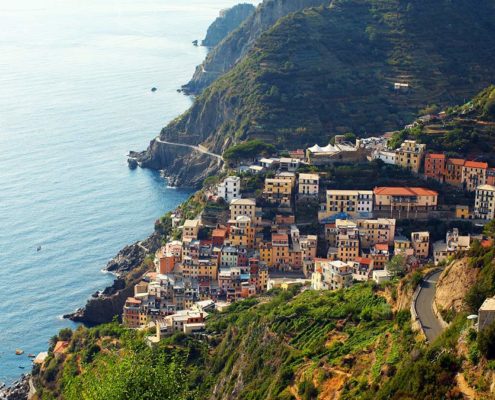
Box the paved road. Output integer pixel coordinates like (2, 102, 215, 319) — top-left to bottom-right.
(415, 270, 444, 342)
(154, 137, 224, 162)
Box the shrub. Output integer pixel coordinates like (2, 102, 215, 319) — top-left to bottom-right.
(478, 320, 495, 359)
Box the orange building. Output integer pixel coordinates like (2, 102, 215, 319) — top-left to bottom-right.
(445, 158, 465, 186)
(272, 233, 290, 266)
(424, 153, 446, 182)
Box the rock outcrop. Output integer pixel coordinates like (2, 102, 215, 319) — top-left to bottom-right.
(201, 3, 255, 48)
(0, 375, 30, 400)
(130, 140, 222, 187)
(435, 258, 479, 313)
(183, 0, 330, 94)
(64, 232, 162, 325)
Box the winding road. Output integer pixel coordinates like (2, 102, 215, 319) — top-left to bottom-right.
(154, 137, 224, 162)
(415, 270, 444, 342)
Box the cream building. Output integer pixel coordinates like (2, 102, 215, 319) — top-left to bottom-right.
(325, 190, 373, 218)
(298, 173, 320, 196)
(474, 184, 495, 220)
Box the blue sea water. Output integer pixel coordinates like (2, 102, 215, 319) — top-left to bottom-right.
(0, 0, 257, 385)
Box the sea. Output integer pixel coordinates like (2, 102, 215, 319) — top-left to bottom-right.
(0, 0, 257, 385)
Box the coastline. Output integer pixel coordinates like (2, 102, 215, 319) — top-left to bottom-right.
(63, 228, 164, 325)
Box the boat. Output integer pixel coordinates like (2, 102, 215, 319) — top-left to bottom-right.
(18, 366, 25, 369)
(151, 87, 157, 92)
(15, 349, 24, 355)
(37, 246, 41, 252)
(28, 353, 35, 358)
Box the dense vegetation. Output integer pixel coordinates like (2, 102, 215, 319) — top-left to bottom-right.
(389, 85, 495, 163)
(223, 139, 276, 162)
(162, 0, 495, 154)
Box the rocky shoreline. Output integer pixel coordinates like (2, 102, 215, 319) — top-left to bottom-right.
(63, 230, 163, 325)
(0, 375, 31, 400)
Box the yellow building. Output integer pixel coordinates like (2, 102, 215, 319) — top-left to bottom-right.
(230, 198, 261, 223)
(411, 231, 430, 258)
(182, 219, 201, 240)
(325, 190, 373, 218)
(259, 242, 273, 267)
(335, 220, 360, 262)
(356, 218, 396, 248)
(394, 236, 412, 256)
(455, 205, 471, 219)
(396, 140, 426, 173)
(228, 215, 256, 248)
(264, 178, 293, 207)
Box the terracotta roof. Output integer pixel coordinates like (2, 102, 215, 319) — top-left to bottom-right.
(373, 187, 438, 196)
(464, 160, 488, 169)
(126, 297, 141, 304)
(447, 158, 465, 166)
(481, 239, 493, 249)
(355, 257, 373, 265)
(374, 243, 389, 251)
(426, 153, 446, 160)
(212, 229, 227, 237)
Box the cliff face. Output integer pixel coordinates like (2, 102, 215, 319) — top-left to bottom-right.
(435, 258, 479, 313)
(201, 3, 255, 48)
(183, 0, 330, 94)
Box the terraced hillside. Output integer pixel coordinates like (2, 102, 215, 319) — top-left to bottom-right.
(392, 86, 495, 163)
(137, 0, 495, 180)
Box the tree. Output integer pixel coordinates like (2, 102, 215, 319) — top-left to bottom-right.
(386, 254, 407, 277)
(483, 219, 495, 239)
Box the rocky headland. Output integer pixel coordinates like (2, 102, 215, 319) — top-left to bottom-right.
(64, 231, 163, 325)
(201, 3, 255, 48)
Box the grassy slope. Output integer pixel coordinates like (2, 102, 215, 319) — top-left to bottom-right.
(163, 0, 495, 152)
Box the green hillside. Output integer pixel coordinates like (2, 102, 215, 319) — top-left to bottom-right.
(34, 272, 495, 399)
(161, 0, 495, 154)
(389, 85, 495, 163)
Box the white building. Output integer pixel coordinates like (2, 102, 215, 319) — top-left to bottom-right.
(372, 149, 397, 165)
(311, 260, 353, 290)
(279, 157, 300, 172)
(217, 176, 241, 203)
(474, 184, 495, 220)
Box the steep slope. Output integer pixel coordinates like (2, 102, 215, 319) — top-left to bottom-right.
(390, 85, 495, 163)
(136, 0, 495, 183)
(183, 0, 331, 94)
(201, 3, 256, 48)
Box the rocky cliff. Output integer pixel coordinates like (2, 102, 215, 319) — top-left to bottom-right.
(65, 231, 162, 325)
(201, 3, 255, 48)
(183, 0, 330, 94)
(435, 258, 479, 313)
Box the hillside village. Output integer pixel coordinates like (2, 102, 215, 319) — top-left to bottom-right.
(123, 119, 495, 342)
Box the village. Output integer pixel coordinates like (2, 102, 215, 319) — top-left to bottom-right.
(122, 127, 495, 342)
